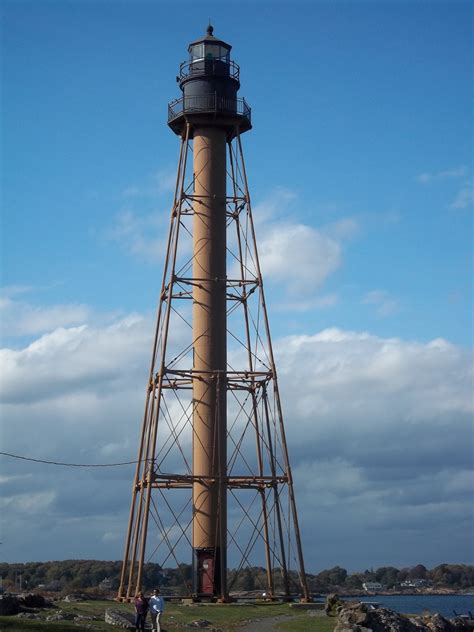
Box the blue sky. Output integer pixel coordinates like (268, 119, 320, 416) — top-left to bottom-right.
(1, 1, 473, 573)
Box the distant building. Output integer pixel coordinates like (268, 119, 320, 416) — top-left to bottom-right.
(362, 581, 384, 592)
(99, 577, 113, 591)
(400, 579, 432, 588)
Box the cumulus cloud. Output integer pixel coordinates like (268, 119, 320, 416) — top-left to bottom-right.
(259, 222, 342, 293)
(0, 291, 90, 338)
(275, 329, 473, 567)
(249, 189, 357, 301)
(1, 305, 472, 567)
(108, 187, 355, 310)
(0, 315, 152, 404)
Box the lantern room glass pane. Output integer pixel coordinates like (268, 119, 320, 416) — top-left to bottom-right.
(190, 44, 204, 60)
(203, 44, 220, 59)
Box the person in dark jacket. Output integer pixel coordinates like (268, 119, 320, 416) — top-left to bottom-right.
(134, 591, 149, 631)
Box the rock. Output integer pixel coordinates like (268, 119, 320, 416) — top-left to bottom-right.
(334, 602, 472, 632)
(326, 593, 345, 616)
(0, 594, 22, 616)
(63, 593, 87, 602)
(188, 620, 213, 628)
(18, 592, 53, 608)
(421, 613, 471, 631)
(17, 612, 40, 619)
(46, 609, 75, 621)
(74, 614, 94, 622)
(104, 608, 135, 629)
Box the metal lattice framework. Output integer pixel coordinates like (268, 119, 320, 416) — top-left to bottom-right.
(118, 125, 309, 602)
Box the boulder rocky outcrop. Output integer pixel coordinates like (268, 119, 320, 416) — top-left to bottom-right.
(326, 595, 472, 632)
(0, 594, 22, 616)
(18, 592, 53, 608)
(45, 609, 75, 621)
(104, 608, 135, 629)
(0, 592, 53, 616)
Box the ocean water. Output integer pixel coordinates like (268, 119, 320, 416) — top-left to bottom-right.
(346, 594, 474, 618)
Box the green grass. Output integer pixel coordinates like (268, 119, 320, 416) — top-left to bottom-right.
(277, 613, 337, 632)
(0, 599, 337, 632)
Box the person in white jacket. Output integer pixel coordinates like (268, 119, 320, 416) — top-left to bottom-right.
(149, 588, 165, 632)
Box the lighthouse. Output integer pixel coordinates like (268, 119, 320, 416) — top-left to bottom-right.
(118, 27, 309, 602)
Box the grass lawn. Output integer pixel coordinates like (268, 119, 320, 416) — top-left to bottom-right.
(0, 599, 337, 631)
(276, 613, 337, 631)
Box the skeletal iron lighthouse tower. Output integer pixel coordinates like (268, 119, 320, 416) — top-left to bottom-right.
(118, 26, 309, 602)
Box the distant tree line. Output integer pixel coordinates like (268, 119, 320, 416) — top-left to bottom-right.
(0, 561, 472, 594)
(305, 564, 474, 593)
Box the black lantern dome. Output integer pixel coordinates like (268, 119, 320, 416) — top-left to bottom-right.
(168, 26, 251, 138)
(187, 24, 232, 65)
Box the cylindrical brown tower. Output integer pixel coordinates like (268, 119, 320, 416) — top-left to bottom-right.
(192, 127, 227, 596)
(167, 25, 251, 598)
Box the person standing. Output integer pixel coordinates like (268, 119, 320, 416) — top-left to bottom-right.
(149, 588, 165, 632)
(134, 591, 149, 632)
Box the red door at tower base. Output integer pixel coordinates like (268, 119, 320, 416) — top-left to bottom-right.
(198, 551, 214, 594)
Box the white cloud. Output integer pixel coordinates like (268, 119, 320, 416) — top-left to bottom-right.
(282, 292, 339, 312)
(363, 289, 399, 317)
(275, 328, 472, 440)
(323, 218, 360, 240)
(121, 167, 177, 199)
(415, 167, 473, 210)
(102, 531, 122, 543)
(251, 187, 297, 226)
(416, 166, 467, 184)
(0, 491, 56, 513)
(276, 329, 473, 565)
(109, 188, 355, 310)
(0, 315, 152, 404)
(449, 180, 474, 210)
(108, 209, 165, 262)
(0, 474, 32, 484)
(248, 190, 359, 303)
(0, 309, 472, 567)
(152, 168, 177, 194)
(259, 222, 342, 293)
(1, 285, 34, 297)
(0, 289, 90, 338)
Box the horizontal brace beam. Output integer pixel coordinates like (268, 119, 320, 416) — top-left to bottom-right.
(174, 276, 259, 287)
(150, 483, 283, 490)
(183, 193, 246, 203)
(153, 371, 273, 392)
(155, 381, 269, 392)
(137, 474, 287, 485)
(144, 476, 288, 490)
(164, 369, 273, 379)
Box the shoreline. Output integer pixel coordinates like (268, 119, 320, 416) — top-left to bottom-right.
(320, 590, 474, 598)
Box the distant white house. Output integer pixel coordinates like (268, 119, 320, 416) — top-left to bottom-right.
(99, 577, 113, 591)
(400, 579, 432, 588)
(362, 581, 384, 592)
